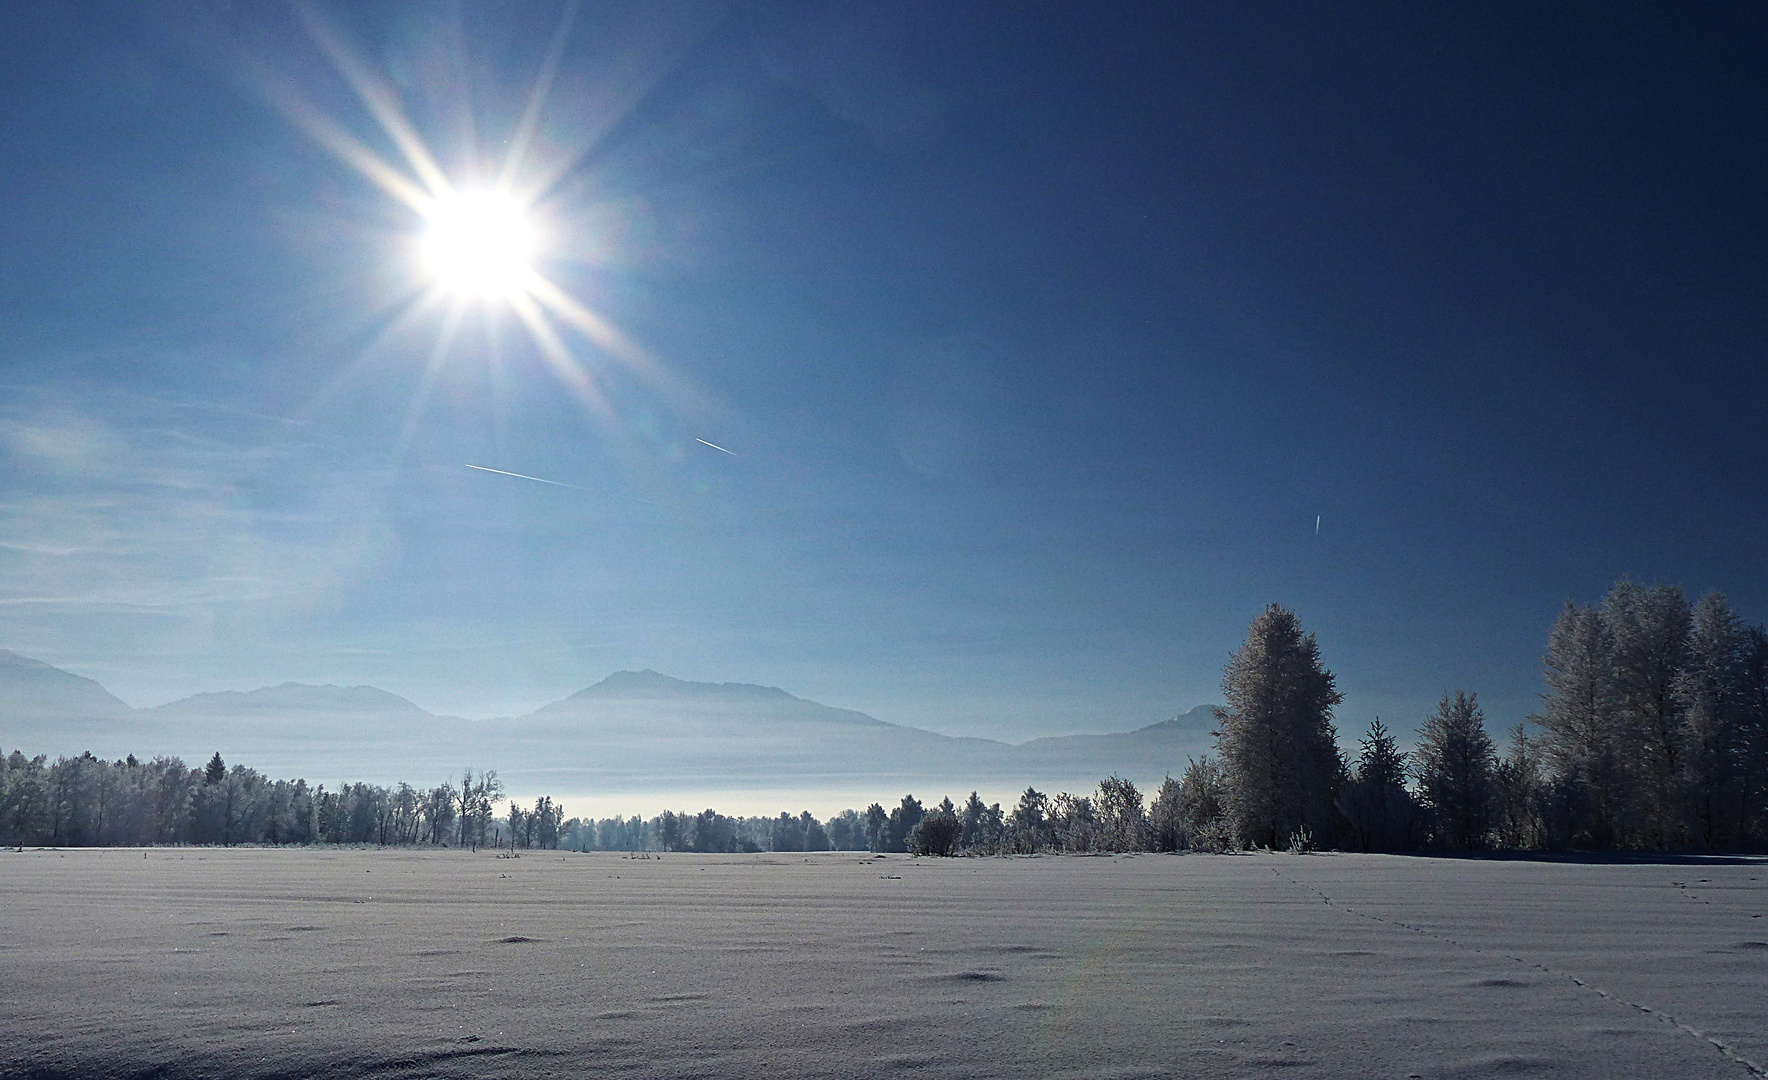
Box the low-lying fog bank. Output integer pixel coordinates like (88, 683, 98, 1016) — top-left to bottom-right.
(3, 850, 1764, 1079)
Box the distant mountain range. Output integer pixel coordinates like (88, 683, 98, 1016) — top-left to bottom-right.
(0, 651, 1219, 807)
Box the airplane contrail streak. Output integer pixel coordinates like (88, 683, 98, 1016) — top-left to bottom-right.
(465, 464, 577, 488)
(463, 463, 660, 506)
(695, 438, 736, 455)
(1316, 514, 1321, 537)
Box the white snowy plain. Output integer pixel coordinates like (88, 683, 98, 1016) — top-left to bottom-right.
(1, 847, 1764, 1079)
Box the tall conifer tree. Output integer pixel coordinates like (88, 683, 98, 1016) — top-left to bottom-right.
(1215, 604, 1344, 849)
(1415, 691, 1498, 849)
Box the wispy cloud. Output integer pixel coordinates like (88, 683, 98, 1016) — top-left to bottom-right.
(0, 389, 397, 624)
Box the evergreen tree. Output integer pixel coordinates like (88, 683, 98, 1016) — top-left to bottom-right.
(826, 809, 865, 850)
(960, 791, 988, 849)
(1010, 787, 1049, 853)
(1215, 604, 1345, 849)
(862, 803, 889, 852)
(884, 795, 924, 853)
(800, 810, 830, 851)
(1415, 691, 1498, 849)
(1336, 719, 1418, 852)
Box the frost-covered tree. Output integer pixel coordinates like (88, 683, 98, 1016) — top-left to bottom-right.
(1009, 787, 1049, 853)
(1049, 792, 1097, 852)
(1177, 756, 1229, 851)
(801, 810, 831, 851)
(770, 811, 804, 852)
(1738, 626, 1768, 846)
(956, 792, 1006, 854)
(1493, 724, 1545, 849)
(454, 769, 503, 847)
(1606, 580, 1692, 846)
(1148, 776, 1185, 852)
(826, 808, 865, 850)
(862, 803, 889, 852)
(1676, 593, 1745, 847)
(1215, 604, 1345, 849)
(1095, 775, 1147, 852)
(960, 791, 987, 848)
(1415, 691, 1498, 849)
(1534, 600, 1624, 846)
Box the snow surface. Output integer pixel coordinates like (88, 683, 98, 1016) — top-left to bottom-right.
(1, 849, 1764, 1079)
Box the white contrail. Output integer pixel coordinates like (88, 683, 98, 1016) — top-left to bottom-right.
(1315, 515, 1321, 537)
(465, 463, 576, 488)
(695, 438, 736, 455)
(463, 463, 659, 506)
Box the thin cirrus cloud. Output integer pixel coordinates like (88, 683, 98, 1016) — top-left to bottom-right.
(0, 390, 397, 626)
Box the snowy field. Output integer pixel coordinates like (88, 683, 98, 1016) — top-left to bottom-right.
(2, 848, 1764, 1079)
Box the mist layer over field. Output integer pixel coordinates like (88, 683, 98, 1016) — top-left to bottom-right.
(3, 849, 1764, 1079)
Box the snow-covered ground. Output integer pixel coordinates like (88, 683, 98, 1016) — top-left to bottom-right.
(2, 848, 1763, 1078)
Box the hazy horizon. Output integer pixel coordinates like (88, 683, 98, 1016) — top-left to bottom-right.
(2, 648, 1221, 741)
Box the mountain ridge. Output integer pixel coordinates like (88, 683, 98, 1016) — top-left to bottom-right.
(0, 648, 133, 717)
(150, 682, 433, 716)
(0, 652, 1222, 797)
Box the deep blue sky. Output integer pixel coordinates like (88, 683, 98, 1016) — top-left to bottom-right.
(2, 2, 1764, 741)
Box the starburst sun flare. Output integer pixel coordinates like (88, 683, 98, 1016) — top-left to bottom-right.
(252, 4, 697, 433)
(418, 190, 539, 302)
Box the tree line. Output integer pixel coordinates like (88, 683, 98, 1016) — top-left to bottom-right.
(0, 751, 533, 849)
(1199, 582, 1768, 853)
(560, 784, 1169, 857)
(8, 577, 1762, 854)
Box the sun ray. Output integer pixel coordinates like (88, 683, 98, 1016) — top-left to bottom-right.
(292, 285, 454, 426)
(244, 6, 725, 467)
(500, 1, 580, 192)
(393, 300, 467, 466)
(520, 6, 722, 202)
(243, 58, 431, 211)
(507, 290, 612, 418)
(526, 274, 717, 417)
(293, 2, 454, 199)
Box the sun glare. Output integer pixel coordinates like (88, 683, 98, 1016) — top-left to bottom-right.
(419, 190, 538, 300)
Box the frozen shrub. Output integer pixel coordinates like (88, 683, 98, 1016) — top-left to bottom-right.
(907, 812, 961, 856)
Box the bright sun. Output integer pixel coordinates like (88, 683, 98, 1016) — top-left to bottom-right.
(419, 190, 538, 300)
